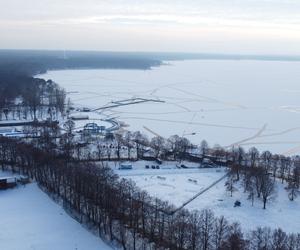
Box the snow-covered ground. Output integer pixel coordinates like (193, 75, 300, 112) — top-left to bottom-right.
(0, 174, 112, 250)
(116, 164, 300, 233)
(118, 166, 226, 207)
(186, 178, 300, 233)
(40, 60, 300, 155)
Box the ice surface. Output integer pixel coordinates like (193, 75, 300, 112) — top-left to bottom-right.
(40, 60, 300, 155)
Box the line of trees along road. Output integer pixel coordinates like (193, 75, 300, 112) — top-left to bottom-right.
(1, 136, 300, 250)
(71, 129, 300, 207)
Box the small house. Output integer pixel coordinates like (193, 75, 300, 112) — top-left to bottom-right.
(83, 123, 102, 136)
(0, 177, 17, 189)
(0, 128, 25, 138)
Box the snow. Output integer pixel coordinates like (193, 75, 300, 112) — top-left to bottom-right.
(111, 160, 201, 171)
(114, 163, 300, 233)
(115, 163, 226, 207)
(39, 59, 300, 155)
(36, 60, 300, 233)
(70, 111, 113, 131)
(0, 171, 21, 179)
(0, 180, 112, 250)
(186, 178, 300, 233)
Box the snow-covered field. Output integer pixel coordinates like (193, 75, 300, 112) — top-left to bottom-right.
(186, 178, 300, 233)
(116, 164, 300, 233)
(0, 173, 112, 250)
(115, 162, 226, 207)
(40, 59, 300, 155)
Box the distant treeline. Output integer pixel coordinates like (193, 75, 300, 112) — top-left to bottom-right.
(1, 49, 300, 77)
(0, 50, 164, 77)
(0, 50, 163, 115)
(1, 50, 300, 106)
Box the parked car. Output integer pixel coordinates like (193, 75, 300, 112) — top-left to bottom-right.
(119, 164, 133, 170)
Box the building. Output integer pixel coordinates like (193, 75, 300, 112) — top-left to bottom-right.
(119, 164, 133, 170)
(70, 115, 89, 121)
(0, 128, 25, 138)
(0, 176, 17, 189)
(83, 123, 105, 136)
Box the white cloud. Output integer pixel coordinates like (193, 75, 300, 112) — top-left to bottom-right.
(0, 0, 299, 53)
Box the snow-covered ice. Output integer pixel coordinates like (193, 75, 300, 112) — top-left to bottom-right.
(40, 59, 300, 155)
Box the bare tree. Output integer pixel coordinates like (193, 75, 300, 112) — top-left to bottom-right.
(132, 131, 148, 159)
(249, 227, 271, 250)
(225, 172, 237, 197)
(199, 209, 215, 250)
(261, 150, 272, 171)
(246, 175, 256, 206)
(260, 172, 275, 209)
(223, 223, 246, 250)
(150, 136, 165, 158)
(200, 140, 209, 157)
(279, 156, 288, 183)
(271, 228, 287, 250)
(287, 167, 300, 201)
(213, 215, 230, 249)
(248, 147, 259, 168)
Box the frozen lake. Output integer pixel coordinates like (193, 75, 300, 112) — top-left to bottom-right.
(41, 60, 300, 155)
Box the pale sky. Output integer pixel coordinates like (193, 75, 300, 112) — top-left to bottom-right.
(1, 0, 300, 54)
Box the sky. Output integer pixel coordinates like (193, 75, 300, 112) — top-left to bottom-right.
(0, 0, 300, 54)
